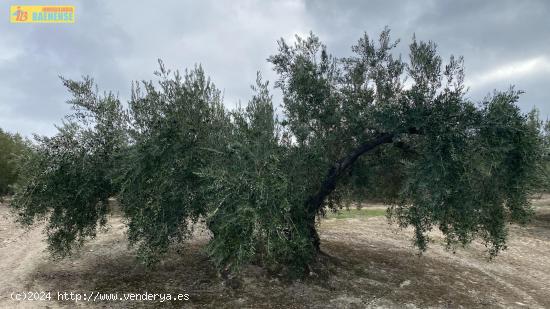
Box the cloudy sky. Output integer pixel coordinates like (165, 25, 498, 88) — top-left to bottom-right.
(1, 0, 549, 137)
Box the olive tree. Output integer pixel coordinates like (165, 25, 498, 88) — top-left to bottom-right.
(10, 29, 546, 276)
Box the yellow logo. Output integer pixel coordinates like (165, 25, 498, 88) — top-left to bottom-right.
(10, 5, 75, 23)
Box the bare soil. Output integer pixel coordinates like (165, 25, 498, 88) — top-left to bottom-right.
(0, 198, 549, 308)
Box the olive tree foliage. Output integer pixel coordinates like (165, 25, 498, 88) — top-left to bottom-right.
(118, 63, 229, 264)
(10, 29, 546, 276)
(200, 75, 316, 274)
(11, 77, 127, 256)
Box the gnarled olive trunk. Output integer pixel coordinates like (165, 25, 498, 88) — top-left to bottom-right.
(305, 133, 396, 252)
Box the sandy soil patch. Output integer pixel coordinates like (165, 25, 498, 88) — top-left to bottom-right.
(0, 199, 548, 308)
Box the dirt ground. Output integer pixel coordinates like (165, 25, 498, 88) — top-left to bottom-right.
(0, 198, 549, 309)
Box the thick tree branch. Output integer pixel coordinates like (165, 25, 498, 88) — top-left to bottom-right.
(306, 132, 395, 215)
(304, 127, 423, 251)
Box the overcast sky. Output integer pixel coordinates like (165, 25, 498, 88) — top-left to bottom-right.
(1, 0, 549, 137)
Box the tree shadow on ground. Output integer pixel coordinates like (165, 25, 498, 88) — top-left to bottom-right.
(29, 235, 545, 308)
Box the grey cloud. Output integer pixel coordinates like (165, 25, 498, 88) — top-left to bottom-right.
(304, 0, 550, 116)
(0, 0, 132, 136)
(0, 0, 548, 137)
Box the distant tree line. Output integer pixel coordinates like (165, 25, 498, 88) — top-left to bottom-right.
(0, 129, 27, 196)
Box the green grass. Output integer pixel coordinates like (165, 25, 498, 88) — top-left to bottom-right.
(325, 208, 387, 219)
